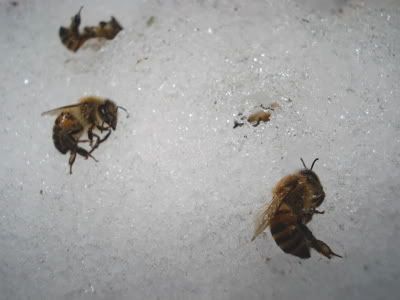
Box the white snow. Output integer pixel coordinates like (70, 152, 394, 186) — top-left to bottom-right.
(1, 0, 400, 299)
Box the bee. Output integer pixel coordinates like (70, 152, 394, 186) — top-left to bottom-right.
(233, 110, 271, 129)
(252, 158, 341, 259)
(59, 6, 123, 52)
(247, 110, 271, 127)
(233, 102, 279, 129)
(42, 96, 128, 174)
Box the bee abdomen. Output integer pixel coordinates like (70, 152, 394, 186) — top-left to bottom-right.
(52, 125, 68, 154)
(270, 210, 311, 259)
(52, 112, 82, 154)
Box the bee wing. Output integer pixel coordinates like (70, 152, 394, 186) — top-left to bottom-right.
(41, 103, 82, 116)
(251, 195, 284, 241)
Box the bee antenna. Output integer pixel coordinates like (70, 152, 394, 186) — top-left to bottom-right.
(310, 158, 319, 170)
(118, 106, 130, 118)
(300, 158, 308, 169)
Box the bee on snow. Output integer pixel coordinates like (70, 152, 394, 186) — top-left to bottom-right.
(233, 102, 279, 129)
(42, 96, 128, 174)
(252, 158, 342, 259)
(59, 7, 123, 52)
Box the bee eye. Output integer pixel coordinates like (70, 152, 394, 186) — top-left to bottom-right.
(100, 106, 106, 115)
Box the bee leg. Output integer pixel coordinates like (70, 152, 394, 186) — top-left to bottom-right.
(300, 208, 325, 223)
(75, 146, 98, 162)
(99, 129, 112, 144)
(88, 125, 98, 147)
(68, 151, 76, 174)
(302, 208, 325, 215)
(89, 129, 112, 154)
(299, 209, 314, 223)
(299, 224, 342, 259)
(65, 136, 98, 174)
(88, 122, 110, 150)
(63, 129, 95, 159)
(96, 123, 110, 132)
(88, 132, 102, 153)
(89, 132, 101, 149)
(68, 147, 98, 174)
(98, 122, 105, 133)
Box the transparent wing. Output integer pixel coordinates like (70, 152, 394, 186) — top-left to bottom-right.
(251, 196, 284, 241)
(41, 103, 82, 116)
(252, 175, 300, 241)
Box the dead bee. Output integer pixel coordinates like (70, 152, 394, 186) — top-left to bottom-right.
(233, 102, 278, 129)
(59, 6, 123, 52)
(247, 110, 271, 127)
(42, 96, 128, 174)
(252, 158, 341, 259)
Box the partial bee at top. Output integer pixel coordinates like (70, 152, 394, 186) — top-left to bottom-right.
(59, 6, 123, 52)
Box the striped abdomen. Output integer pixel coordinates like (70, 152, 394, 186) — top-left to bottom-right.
(52, 112, 83, 154)
(270, 203, 311, 259)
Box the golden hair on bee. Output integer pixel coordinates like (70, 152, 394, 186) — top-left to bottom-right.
(233, 102, 279, 129)
(252, 158, 341, 259)
(59, 7, 123, 52)
(42, 96, 128, 174)
(247, 110, 271, 127)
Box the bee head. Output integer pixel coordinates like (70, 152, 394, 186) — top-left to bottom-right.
(300, 158, 319, 171)
(111, 16, 123, 31)
(99, 99, 118, 130)
(300, 158, 325, 206)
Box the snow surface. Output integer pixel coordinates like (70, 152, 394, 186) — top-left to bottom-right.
(1, 0, 400, 299)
